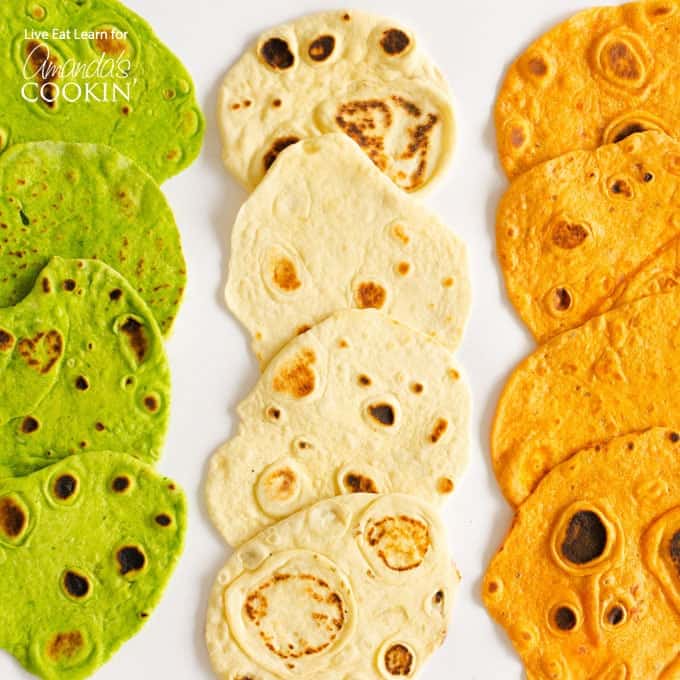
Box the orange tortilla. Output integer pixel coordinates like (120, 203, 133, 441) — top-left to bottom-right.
(485, 428, 680, 679)
(492, 286, 680, 506)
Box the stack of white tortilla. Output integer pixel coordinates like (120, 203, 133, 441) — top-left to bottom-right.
(207, 10, 471, 680)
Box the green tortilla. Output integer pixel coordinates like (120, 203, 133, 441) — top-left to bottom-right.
(0, 256, 170, 477)
(0, 450, 186, 679)
(0, 0, 204, 182)
(0, 141, 186, 336)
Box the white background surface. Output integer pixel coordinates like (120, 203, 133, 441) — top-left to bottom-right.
(0, 1, 617, 678)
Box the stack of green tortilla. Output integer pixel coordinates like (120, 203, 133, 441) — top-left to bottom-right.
(0, 1, 204, 677)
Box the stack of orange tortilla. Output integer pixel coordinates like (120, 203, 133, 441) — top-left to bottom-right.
(485, 2, 680, 677)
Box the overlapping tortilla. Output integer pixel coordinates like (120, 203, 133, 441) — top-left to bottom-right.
(497, 132, 680, 342)
(218, 10, 454, 193)
(0, 450, 185, 680)
(496, 0, 680, 178)
(206, 493, 457, 679)
(207, 309, 469, 545)
(0, 257, 169, 477)
(484, 428, 680, 679)
(492, 286, 680, 506)
(225, 134, 470, 366)
(0, 0, 204, 182)
(0, 141, 186, 335)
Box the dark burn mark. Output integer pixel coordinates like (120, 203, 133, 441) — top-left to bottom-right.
(75, 376, 89, 391)
(561, 510, 608, 564)
(429, 418, 448, 443)
(384, 643, 414, 676)
(670, 530, 680, 575)
(21, 416, 39, 434)
(263, 136, 300, 171)
(0, 329, 14, 351)
(120, 317, 148, 362)
(112, 476, 130, 493)
(612, 123, 646, 143)
(18, 330, 62, 373)
(343, 472, 378, 493)
(434, 590, 444, 604)
(0, 497, 26, 538)
(63, 279, 76, 291)
(510, 126, 525, 149)
(144, 395, 159, 412)
(272, 349, 316, 398)
(554, 606, 577, 631)
(155, 514, 172, 527)
(95, 422, 105, 431)
(411, 382, 424, 394)
(272, 257, 301, 291)
(606, 604, 625, 626)
(109, 288, 122, 301)
(358, 374, 372, 387)
(606, 42, 641, 81)
(671, 432, 680, 443)
(267, 407, 281, 420)
(117, 546, 146, 575)
(309, 35, 335, 61)
(19, 210, 30, 226)
(42, 277, 51, 293)
(336, 100, 391, 171)
(643, 172, 654, 182)
(611, 179, 633, 197)
(553, 287, 572, 312)
(528, 56, 548, 76)
(47, 631, 84, 661)
(25, 40, 59, 109)
(260, 37, 295, 70)
(392, 95, 421, 118)
(369, 403, 396, 426)
(552, 221, 589, 249)
(355, 281, 386, 309)
(63, 571, 90, 598)
(380, 28, 410, 55)
(54, 474, 77, 500)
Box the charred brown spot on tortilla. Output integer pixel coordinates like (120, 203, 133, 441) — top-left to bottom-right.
(144, 395, 159, 412)
(335, 100, 391, 171)
(510, 126, 526, 149)
(260, 37, 295, 70)
(429, 418, 448, 443)
(272, 257, 301, 291)
(434, 589, 445, 604)
(272, 348, 316, 398)
(391, 95, 422, 117)
(358, 374, 372, 387)
(410, 382, 424, 394)
(53, 474, 77, 500)
(42, 277, 51, 293)
(554, 606, 577, 631)
(18, 330, 63, 374)
(671, 432, 680, 443)
(561, 510, 608, 564)
(612, 122, 646, 143)
(380, 28, 411, 55)
(552, 221, 589, 249)
(121, 105, 130, 116)
(155, 514, 172, 527)
(0, 329, 14, 351)
(366, 515, 430, 571)
(25, 40, 59, 109)
(119, 317, 148, 362)
(611, 178, 633, 197)
(263, 136, 300, 171)
(63, 571, 90, 599)
(272, 98, 282, 108)
(93, 28, 129, 56)
(606, 42, 641, 80)
(296, 324, 311, 335)
(309, 35, 335, 61)
(116, 546, 146, 576)
(244, 572, 345, 658)
(442, 277, 454, 288)
(47, 631, 84, 661)
(0, 497, 26, 539)
(21, 416, 39, 434)
(75, 375, 89, 391)
(396, 261, 410, 275)
(552, 287, 572, 312)
(266, 406, 281, 421)
(95, 422, 105, 431)
(606, 604, 625, 626)
(343, 472, 378, 493)
(109, 288, 122, 301)
(63, 279, 76, 291)
(355, 281, 386, 309)
(437, 477, 454, 494)
(527, 56, 548, 76)
(670, 530, 680, 575)
(368, 403, 395, 426)
(384, 643, 414, 676)
(263, 467, 297, 501)
(112, 475, 130, 493)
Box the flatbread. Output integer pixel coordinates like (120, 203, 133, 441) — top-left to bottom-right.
(206, 493, 457, 679)
(496, 0, 680, 178)
(0, 450, 185, 679)
(492, 285, 680, 507)
(218, 10, 454, 193)
(0, 141, 186, 335)
(484, 427, 680, 679)
(497, 132, 680, 342)
(0, 0, 204, 182)
(225, 134, 470, 367)
(0, 257, 169, 477)
(207, 309, 469, 545)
